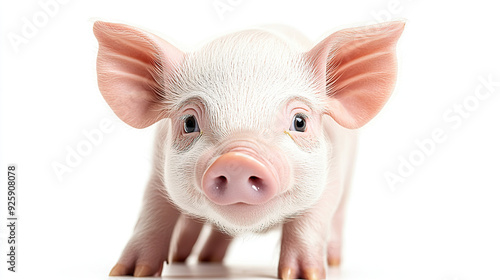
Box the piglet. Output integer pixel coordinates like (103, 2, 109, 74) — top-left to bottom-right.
(93, 20, 404, 279)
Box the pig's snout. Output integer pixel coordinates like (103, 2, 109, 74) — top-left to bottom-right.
(202, 152, 278, 206)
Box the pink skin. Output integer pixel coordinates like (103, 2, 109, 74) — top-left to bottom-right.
(202, 152, 279, 205)
(94, 21, 404, 279)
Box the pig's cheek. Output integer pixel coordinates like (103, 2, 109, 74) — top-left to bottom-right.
(162, 154, 206, 217)
(285, 132, 321, 153)
(167, 132, 206, 193)
(279, 137, 328, 210)
(164, 138, 218, 214)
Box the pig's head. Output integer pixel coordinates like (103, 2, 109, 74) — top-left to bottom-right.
(93, 21, 404, 234)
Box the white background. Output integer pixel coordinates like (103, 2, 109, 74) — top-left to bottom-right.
(1, 0, 500, 279)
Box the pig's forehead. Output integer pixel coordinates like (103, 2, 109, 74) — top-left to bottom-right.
(170, 30, 324, 113)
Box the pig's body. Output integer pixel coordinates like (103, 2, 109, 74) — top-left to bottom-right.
(93, 21, 403, 279)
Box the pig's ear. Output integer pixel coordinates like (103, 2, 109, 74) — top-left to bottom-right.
(306, 21, 404, 129)
(93, 21, 184, 128)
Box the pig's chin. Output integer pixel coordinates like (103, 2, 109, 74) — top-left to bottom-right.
(208, 200, 286, 234)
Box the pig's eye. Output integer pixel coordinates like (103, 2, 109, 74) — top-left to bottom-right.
(183, 115, 200, 133)
(291, 113, 307, 132)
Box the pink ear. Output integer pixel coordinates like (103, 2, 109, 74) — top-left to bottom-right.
(93, 21, 184, 128)
(306, 21, 405, 129)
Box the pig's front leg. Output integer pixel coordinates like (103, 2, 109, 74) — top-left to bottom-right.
(109, 176, 180, 277)
(279, 185, 341, 280)
(326, 197, 347, 267)
(169, 214, 233, 263)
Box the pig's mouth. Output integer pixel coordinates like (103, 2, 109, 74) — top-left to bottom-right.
(209, 197, 284, 231)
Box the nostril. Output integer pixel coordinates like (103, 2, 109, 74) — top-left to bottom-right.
(248, 176, 265, 192)
(214, 176, 227, 191)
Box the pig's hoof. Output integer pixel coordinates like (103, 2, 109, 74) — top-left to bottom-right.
(279, 266, 323, 280)
(303, 268, 322, 280)
(109, 263, 129, 276)
(327, 257, 341, 266)
(109, 239, 166, 277)
(327, 240, 342, 266)
(109, 262, 163, 277)
(278, 249, 325, 280)
(278, 267, 295, 280)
